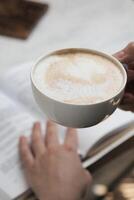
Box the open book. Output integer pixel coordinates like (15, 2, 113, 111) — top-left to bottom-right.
(0, 63, 134, 200)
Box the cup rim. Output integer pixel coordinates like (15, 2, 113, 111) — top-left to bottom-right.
(31, 48, 127, 107)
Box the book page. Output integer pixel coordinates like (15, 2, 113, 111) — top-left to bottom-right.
(0, 63, 43, 118)
(0, 91, 37, 199)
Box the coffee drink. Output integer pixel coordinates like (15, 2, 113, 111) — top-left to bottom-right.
(34, 50, 124, 105)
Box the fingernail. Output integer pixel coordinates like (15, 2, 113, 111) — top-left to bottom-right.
(47, 120, 55, 126)
(117, 51, 125, 58)
(19, 136, 25, 146)
(47, 120, 51, 126)
(20, 136, 25, 141)
(34, 122, 40, 127)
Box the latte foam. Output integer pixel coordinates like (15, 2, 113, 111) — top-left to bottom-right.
(34, 51, 123, 105)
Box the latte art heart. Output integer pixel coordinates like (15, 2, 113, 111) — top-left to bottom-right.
(34, 51, 123, 105)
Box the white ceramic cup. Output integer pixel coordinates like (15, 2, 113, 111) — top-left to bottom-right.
(31, 48, 127, 128)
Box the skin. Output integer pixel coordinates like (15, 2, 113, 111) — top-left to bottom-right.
(19, 42, 134, 200)
(19, 121, 91, 200)
(113, 42, 134, 111)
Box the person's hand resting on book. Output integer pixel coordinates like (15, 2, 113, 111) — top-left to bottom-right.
(114, 42, 134, 111)
(19, 121, 91, 200)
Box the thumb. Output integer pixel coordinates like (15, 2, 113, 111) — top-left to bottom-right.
(115, 42, 134, 63)
(113, 50, 126, 62)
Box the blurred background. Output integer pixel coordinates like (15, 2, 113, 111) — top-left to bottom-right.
(0, 0, 134, 72)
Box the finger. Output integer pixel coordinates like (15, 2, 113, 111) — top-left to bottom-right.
(84, 170, 92, 184)
(113, 50, 126, 61)
(128, 62, 134, 70)
(113, 51, 131, 64)
(122, 55, 134, 64)
(123, 42, 134, 63)
(64, 128, 78, 152)
(121, 93, 134, 112)
(117, 42, 134, 63)
(45, 121, 59, 148)
(83, 170, 92, 188)
(113, 42, 134, 64)
(81, 170, 92, 199)
(31, 122, 45, 157)
(122, 93, 134, 104)
(127, 69, 134, 82)
(19, 136, 34, 169)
